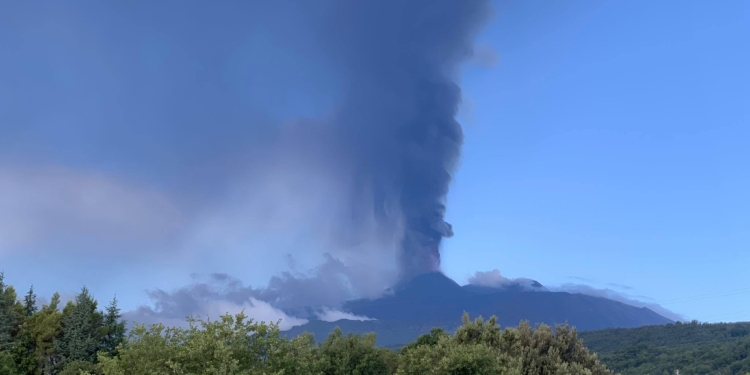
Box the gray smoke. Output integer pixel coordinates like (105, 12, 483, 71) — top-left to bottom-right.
(1, 0, 493, 309)
(319, 0, 493, 279)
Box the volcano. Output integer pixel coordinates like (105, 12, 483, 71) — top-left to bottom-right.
(285, 272, 672, 347)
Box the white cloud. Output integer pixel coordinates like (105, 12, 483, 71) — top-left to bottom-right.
(468, 269, 546, 291)
(468, 269, 512, 287)
(207, 298, 309, 331)
(316, 308, 374, 322)
(125, 297, 309, 332)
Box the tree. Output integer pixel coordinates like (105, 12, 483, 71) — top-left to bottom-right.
(317, 327, 394, 375)
(54, 287, 103, 368)
(59, 359, 101, 375)
(0, 272, 24, 353)
(397, 339, 521, 375)
(99, 296, 125, 357)
(399, 327, 450, 354)
(20, 292, 64, 374)
(398, 316, 520, 375)
(398, 313, 612, 375)
(24, 286, 38, 317)
(96, 312, 299, 375)
(0, 304, 13, 352)
(94, 322, 179, 375)
(0, 350, 22, 375)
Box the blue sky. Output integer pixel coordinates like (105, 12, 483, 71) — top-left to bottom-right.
(444, 1, 749, 322)
(1, 1, 748, 323)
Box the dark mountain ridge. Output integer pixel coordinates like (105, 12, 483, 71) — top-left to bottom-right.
(286, 272, 672, 347)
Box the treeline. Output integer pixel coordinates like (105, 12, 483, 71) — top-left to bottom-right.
(579, 320, 750, 351)
(0, 272, 614, 375)
(0, 273, 125, 375)
(579, 321, 750, 375)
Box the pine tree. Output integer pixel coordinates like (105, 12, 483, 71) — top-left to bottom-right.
(0, 310, 11, 352)
(0, 272, 10, 350)
(101, 295, 125, 356)
(0, 272, 22, 353)
(33, 292, 63, 374)
(24, 285, 37, 317)
(54, 287, 103, 368)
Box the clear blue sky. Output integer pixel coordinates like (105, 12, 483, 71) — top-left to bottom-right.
(1, 1, 748, 323)
(444, 1, 749, 322)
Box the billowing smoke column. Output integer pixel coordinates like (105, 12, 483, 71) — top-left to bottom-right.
(0, 0, 493, 299)
(322, 0, 492, 280)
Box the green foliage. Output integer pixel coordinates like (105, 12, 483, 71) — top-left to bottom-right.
(317, 327, 393, 375)
(399, 313, 611, 375)
(0, 272, 25, 352)
(90, 311, 612, 375)
(0, 350, 22, 375)
(597, 338, 750, 375)
(54, 287, 104, 368)
(398, 327, 450, 354)
(95, 313, 318, 375)
(397, 337, 520, 375)
(580, 321, 750, 375)
(580, 321, 750, 351)
(58, 359, 101, 375)
(24, 286, 38, 318)
(23, 292, 65, 373)
(99, 297, 125, 357)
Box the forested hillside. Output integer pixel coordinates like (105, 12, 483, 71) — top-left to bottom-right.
(579, 321, 750, 375)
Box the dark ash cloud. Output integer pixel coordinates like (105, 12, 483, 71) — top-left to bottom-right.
(2, 0, 491, 275)
(2, 0, 493, 321)
(316, 0, 494, 280)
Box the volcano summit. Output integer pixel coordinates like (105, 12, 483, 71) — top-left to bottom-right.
(286, 272, 673, 347)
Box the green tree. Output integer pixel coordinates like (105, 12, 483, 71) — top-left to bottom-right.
(19, 292, 64, 374)
(95, 322, 180, 375)
(54, 287, 103, 369)
(0, 272, 24, 352)
(0, 350, 22, 375)
(399, 327, 450, 355)
(59, 359, 101, 375)
(99, 296, 125, 357)
(397, 338, 521, 375)
(96, 312, 312, 375)
(398, 315, 520, 375)
(0, 304, 13, 351)
(399, 313, 611, 375)
(317, 327, 394, 375)
(24, 286, 38, 318)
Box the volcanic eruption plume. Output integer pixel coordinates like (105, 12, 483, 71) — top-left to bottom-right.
(320, 0, 493, 280)
(0, 0, 494, 316)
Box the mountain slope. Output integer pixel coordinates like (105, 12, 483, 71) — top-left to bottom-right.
(286, 272, 672, 347)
